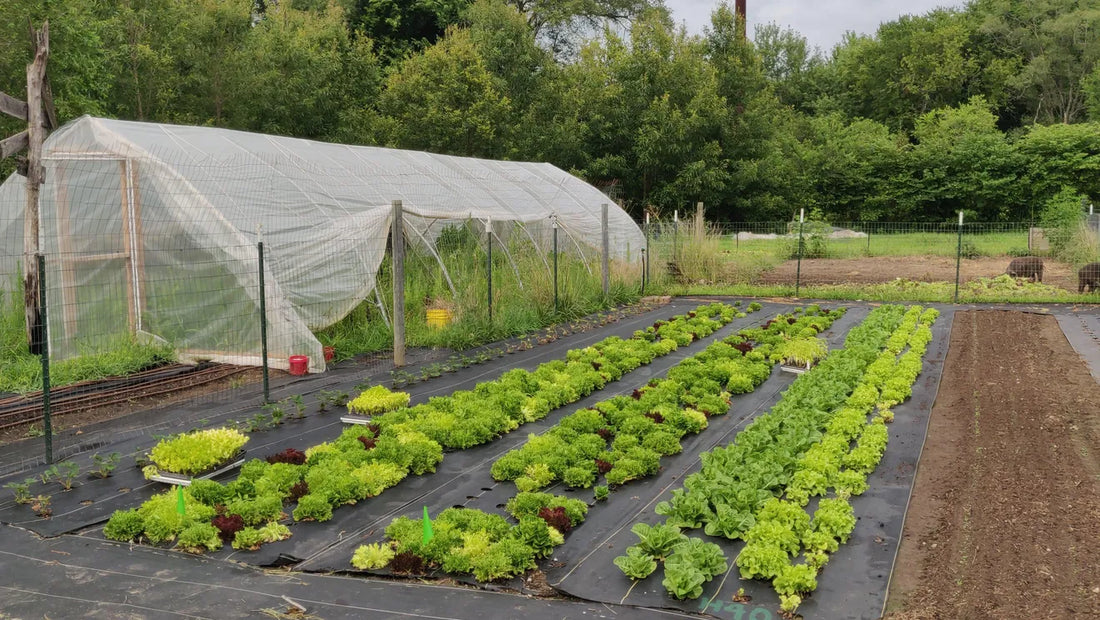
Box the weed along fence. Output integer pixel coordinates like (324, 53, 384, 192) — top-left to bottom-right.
(0, 117, 644, 436)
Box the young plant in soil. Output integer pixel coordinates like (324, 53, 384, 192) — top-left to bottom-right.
(47, 461, 80, 491)
(31, 494, 51, 518)
(91, 452, 121, 478)
(263, 401, 285, 425)
(4, 478, 34, 504)
(290, 395, 306, 419)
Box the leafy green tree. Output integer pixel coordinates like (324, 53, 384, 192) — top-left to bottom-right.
(901, 97, 1024, 221)
(565, 10, 729, 214)
(801, 115, 905, 221)
(342, 0, 471, 62)
(970, 0, 1100, 125)
(506, 0, 657, 54)
(753, 22, 823, 111)
(828, 10, 986, 130)
(1014, 122, 1100, 217)
(226, 3, 377, 140)
(376, 27, 511, 157)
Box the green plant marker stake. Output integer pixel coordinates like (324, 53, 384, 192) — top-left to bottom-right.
(176, 485, 186, 517)
(422, 506, 433, 545)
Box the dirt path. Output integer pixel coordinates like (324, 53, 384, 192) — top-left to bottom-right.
(757, 256, 1080, 291)
(885, 310, 1100, 619)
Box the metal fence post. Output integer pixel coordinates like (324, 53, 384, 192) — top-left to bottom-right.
(601, 203, 610, 296)
(954, 211, 963, 303)
(866, 226, 872, 255)
(486, 218, 493, 321)
(673, 210, 679, 264)
(257, 239, 269, 403)
(392, 201, 405, 368)
(552, 215, 559, 314)
(795, 209, 805, 296)
(37, 253, 51, 464)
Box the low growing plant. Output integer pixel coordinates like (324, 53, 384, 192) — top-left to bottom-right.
(351, 542, 396, 570)
(347, 385, 411, 416)
(90, 452, 121, 478)
(4, 478, 34, 504)
(149, 428, 249, 475)
(104, 509, 145, 542)
(47, 461, 80, 491)
(176, 522, 222, 553)
(31, 494, 51, 518)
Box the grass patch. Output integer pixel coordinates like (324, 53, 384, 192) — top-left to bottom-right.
(0, 284, 177, 394)
(673, 274, 1099, 304)
(723, 231, 1029, 260)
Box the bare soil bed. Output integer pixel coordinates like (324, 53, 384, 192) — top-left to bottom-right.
(885, 310, 1100, 619)
(757, 256, 1079, 290)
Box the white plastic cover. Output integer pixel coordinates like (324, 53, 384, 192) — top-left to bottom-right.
(0, 116, 643, 371)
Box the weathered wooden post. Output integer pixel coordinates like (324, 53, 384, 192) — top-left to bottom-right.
(1, 22, 54, 354)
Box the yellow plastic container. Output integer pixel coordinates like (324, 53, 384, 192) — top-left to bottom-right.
(426, 308, 453, 329)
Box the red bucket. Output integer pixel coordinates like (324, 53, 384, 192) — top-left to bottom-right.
(288, 355, 309, 376)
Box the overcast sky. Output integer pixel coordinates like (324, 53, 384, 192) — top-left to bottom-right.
(664, 0, 971, 53)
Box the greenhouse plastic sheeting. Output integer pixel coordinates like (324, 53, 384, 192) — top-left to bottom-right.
(0, 116, 643, 372)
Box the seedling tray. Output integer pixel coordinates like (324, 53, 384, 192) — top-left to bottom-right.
(147, 456, 246, 487)
(779, 361, 813, 374)
(339, 415, 373, 425)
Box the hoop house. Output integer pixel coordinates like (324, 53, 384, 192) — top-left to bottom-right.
(0, 116, 643, 372)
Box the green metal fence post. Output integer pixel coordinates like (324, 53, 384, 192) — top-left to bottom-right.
(258, 239, 269, 404)
(954, 212, 963, 303)
(37, 253, 51, 464)
(673, 210, 679, 264)
(552, 215, 558, 315)
(795, 209, 805, 297)
(486, 218, 493, 321)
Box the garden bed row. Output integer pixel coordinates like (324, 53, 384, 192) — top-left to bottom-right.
(612, 305, 939, 615)
(98, 303, 742, 552)
(349, 306, 846, 584)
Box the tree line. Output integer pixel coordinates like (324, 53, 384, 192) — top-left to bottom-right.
(1, 0, 1098, 223)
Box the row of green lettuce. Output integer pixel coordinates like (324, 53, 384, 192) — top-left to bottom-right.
(102, 302, 742, 551)
(349, 305, 845, 583)
(736, 306, 936, 614)
(614, 305, 937, 610)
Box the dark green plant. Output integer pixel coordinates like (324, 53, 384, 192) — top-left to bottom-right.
(4, 478, 34, 504)
(246, 413, 269, 432)
(263, 402, 285, 425)
(289, 395, 306, 418)
(47, 461, 80, 491)
(103, 509, 145, 541)
(91, 452, 122, 478)
(293, 493, 334, 522)
(176, 522, 222, 553)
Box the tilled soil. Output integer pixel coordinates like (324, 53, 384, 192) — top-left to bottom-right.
(757, 256, 1080, 291)
(885, 310, 1100, 619)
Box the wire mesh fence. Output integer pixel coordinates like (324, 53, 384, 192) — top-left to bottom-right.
(703, 220, 1035, 259)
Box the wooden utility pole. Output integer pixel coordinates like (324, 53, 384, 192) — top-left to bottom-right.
(735, 0, 747, 40)
(1, 21, 54, 354)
